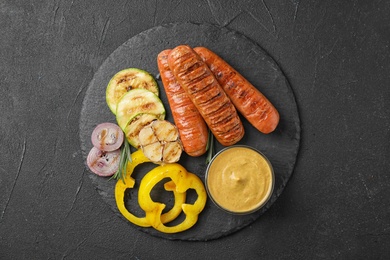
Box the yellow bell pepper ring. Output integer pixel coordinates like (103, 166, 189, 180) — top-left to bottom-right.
(115, 150, 186, 227)
(138, 163, 207, 233)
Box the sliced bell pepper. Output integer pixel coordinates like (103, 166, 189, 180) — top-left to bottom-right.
(138, 163, 207, 233)
(115, 150, 186, 227)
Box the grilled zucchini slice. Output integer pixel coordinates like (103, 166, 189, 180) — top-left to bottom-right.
(106, 68, 159, 115)
(116, 88, 165, 130)
(124, 113, 159, 148)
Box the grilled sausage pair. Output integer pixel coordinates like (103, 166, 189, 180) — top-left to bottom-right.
(157, 45, 279, 156)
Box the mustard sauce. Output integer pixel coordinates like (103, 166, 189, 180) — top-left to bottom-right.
(206, 146, 274, 214)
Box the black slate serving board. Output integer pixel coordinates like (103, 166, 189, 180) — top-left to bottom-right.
(79, 22, 301, 241)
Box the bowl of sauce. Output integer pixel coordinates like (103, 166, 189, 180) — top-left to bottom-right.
(205, 145, 274, 214)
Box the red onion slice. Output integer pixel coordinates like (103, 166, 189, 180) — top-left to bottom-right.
(91, 122, 124, 151)
(87, 146, 120, 177)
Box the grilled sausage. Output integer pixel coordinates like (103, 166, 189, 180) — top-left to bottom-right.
(167, 45, 244, 146)
(157, 49, 208, 156)
(194, 46, 279, 134)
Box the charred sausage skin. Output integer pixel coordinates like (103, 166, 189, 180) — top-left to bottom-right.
(157, 49, 209, 157)
(194, 46, 279, 134)
(168, 45, 244, 146)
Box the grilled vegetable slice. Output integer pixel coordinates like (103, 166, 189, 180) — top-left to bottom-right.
(138, 120, 183, 164)
(87, 147, 121, 177)
(124, 113, 159, 149)
(91, 122, 124, 152)
(106, 68, 159, 115)
(116, 88, 165, 130)
(162, 142, 183, 164)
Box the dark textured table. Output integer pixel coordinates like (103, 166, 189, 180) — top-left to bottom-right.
(1, 1, 389, 259)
